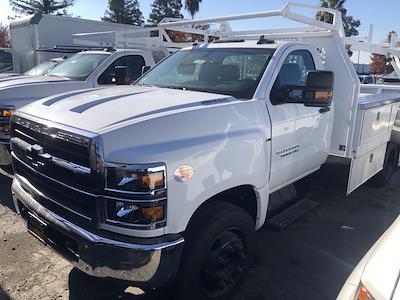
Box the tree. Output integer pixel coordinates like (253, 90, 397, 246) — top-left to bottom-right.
(9, 0, 75, 15)
(184, 0, 202, 19)
(0, 24, 11, 48)
(148, 0, 183, 26)
(370, 31, 397, 75)
(317, 0, 361, 37)
(370, 54, 394, 75)
(102, 0, 144, 26)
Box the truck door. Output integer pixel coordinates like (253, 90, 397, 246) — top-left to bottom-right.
(266, 47, 332, 192)
(96, 55, 146, 86)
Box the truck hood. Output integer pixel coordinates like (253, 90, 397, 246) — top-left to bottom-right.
(0, 75, 90, 110)
(18, 85, 237, 133)
(360, 216, 400, 300)
(0, 75, 70, 88)
(0, 73, 22, 79)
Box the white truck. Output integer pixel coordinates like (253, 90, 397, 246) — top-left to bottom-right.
(0, 24, 212, 166)
(0, 47, 166, 166)
(0, 56, 65, 79)
(9, 3, 400, 300)
(1, 13, 149, 74)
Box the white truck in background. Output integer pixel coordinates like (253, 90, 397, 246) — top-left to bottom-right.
(0, 24, 211, 166)
(0, 56, 65, 79)
(9, 3, 400, 300)
(1, 13, 149, 74)
(0, 47, 164, 166)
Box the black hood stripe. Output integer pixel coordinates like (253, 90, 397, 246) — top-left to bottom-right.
(103, 96, 235, 129)
(43, 88, 104, 106)
(70, 91, 151, 113)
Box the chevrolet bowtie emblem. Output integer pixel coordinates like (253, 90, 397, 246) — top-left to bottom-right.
(26, 144, 52, 168)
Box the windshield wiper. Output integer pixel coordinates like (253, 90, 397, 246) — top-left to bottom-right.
(162, 85, 187, 91)
(46, 74, 70, 79)
(138, 83, 158, 88)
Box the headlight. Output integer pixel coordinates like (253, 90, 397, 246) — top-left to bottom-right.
(1, 108, 14, 118)
(0, 106, 15, 136)
(106, 164, 165, 193)
(106, 200, 165, 226)
(104, 164, 167, 229)
(0, 123, 10, 134)
(356, 283, 375, 300)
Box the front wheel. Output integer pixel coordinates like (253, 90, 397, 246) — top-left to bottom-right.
(174, 202, 256, 300)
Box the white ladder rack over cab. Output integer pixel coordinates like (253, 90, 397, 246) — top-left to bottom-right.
(158, 2, 346, 39)
(73, 20, 217, 55)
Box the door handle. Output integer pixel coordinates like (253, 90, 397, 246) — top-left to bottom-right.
(319, 107, 331, 114)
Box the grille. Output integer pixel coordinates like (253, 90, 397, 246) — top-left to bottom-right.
(11, 116, 99, 192)
(11, 115, 101, 228)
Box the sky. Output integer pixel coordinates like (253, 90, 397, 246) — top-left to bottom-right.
(0, 0, 399, 63)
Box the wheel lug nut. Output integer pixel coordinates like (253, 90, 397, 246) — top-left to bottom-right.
(218, 280, 227, 289)
(233, 243, 242, 251)
(217, 257, 225, 265)
(236, 266, 243, 274)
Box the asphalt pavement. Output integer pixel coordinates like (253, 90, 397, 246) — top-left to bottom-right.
(1, 172, 399, 300)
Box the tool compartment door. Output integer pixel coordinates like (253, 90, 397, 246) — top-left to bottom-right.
(347, 143, 386, 194)
(346, 99, 399, 194)
(360, 105, 392, 144)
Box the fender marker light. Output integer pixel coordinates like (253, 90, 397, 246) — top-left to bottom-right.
(357, 283, 375, 300)
(174, 165, 194, 182)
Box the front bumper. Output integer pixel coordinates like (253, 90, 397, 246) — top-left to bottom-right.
(11, 178, 184, 287)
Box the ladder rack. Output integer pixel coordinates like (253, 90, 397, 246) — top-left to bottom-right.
(72, 2, 400, 76)
(344, 28, 400, 76)
(73, 19, 217, 53)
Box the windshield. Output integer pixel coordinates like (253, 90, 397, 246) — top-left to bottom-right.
(137, 48, 275, 99)
(24, 61, 58, 76)
(47, 53, 109, 81)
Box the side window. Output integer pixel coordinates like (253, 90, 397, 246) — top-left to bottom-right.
(270, 50, 315, 105)
(98, 55, 146, 85)
(0, 52, 13, 73)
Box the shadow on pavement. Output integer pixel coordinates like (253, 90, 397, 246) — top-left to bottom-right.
(0, 284, 11, 300)
(236, 175, 400, 300)
(63, 173, 400, 300)
(0, 176, 15, 213)
(0, 157, 397, 299)
(68, 268, 171, 300)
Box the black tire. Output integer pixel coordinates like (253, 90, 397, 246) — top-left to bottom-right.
(372, 143, 398, 187)
(173, 202, 256, 300)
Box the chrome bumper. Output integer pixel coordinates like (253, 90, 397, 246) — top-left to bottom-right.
(11, 178, 184, 287)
